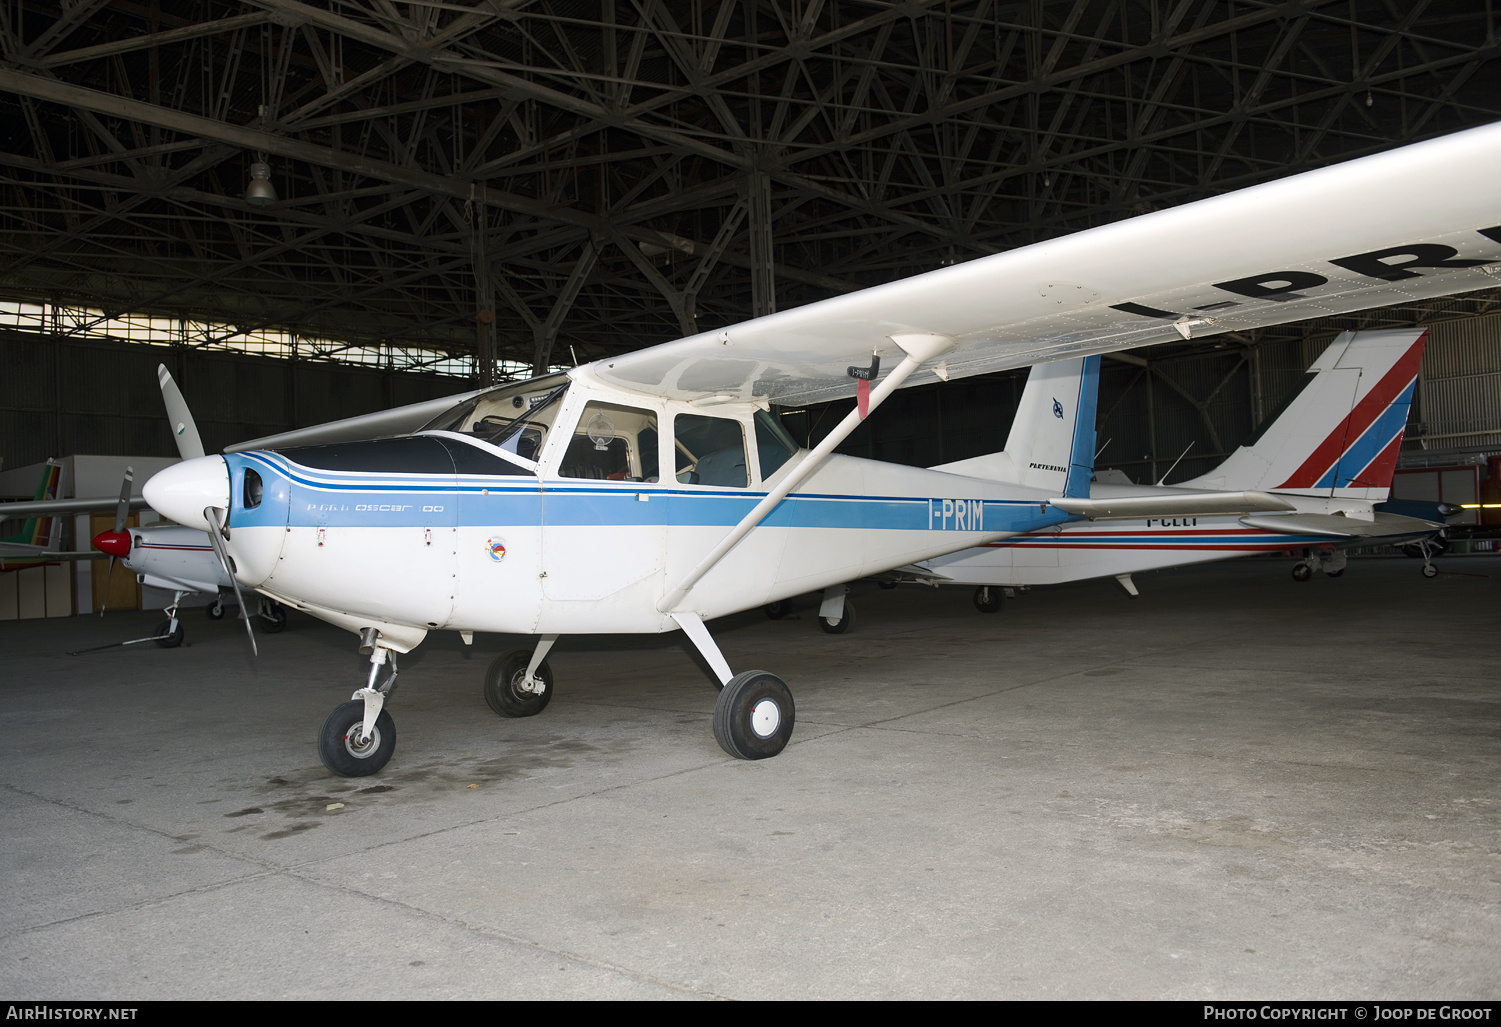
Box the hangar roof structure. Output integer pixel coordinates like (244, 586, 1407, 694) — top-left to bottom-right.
(2, 0, 1500, 382)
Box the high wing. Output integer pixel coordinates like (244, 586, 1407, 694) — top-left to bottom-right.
(594, 122, 1501, 406)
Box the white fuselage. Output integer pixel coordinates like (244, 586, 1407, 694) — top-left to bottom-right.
(168, 371, 1073, 651)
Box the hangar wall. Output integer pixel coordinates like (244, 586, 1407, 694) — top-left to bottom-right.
(0, 329, 473, 473)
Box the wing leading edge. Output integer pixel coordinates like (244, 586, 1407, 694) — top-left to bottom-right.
(595, 122, 1501, 406)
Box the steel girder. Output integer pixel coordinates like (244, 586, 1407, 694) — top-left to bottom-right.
(0, 0, 1498, 373)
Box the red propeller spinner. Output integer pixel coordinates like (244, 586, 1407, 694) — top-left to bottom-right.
(92, 529, 132, 558)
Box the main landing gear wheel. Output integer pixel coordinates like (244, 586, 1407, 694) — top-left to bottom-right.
(973, 586, 1003, 613)
(763, 600, 789, 620)
(1291, 562, 1313, 582)
(260, 601, 288, 633)
(818, 599, 857, 634)
(205, 600, 225, 621)
(485, 649, 554, 717)
(318, 700, 396, 777)
(713, 671, 795, 760)
(154, 619, 185, 648)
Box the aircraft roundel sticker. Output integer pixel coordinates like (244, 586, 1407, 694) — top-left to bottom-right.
(486, 538, 507, 562)
(1052, 398, 1064, 419)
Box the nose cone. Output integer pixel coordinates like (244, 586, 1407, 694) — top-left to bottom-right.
(143, 456, 229, 531)
(92, 529, 132, 558)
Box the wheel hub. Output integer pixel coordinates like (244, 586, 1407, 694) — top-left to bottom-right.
(344, 724, 380, 758)
(750, 698, 781, 738)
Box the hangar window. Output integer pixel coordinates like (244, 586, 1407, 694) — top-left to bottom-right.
(559, 402, 661, 482)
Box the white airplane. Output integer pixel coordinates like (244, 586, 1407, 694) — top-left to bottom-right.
(920, 327, 1447, 612)
(81, 369, 481, 651)
(142, 121, 1501, 777)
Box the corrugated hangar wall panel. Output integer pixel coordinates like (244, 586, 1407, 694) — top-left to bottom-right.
(0, 333, 54, 410)
(1418, 314, 1501, 447)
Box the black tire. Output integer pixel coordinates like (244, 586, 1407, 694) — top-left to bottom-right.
(205, 601, 225, 621)
(1401, 542, 1424, 559)
(1291, 563, 1312, 582)
(973, 586, 1003, 613)
(878, 580, 898, 590)
(818, 598, 856, 634)
(260, 601, 288, 633)
(763, 600, 789, 620)
(1328, 568, 1344, 578)
(318, 700, 396, 777)
(713, 670, 795, 760)
(484, 649, 554, 717)
(1422, 563, 1438, 579)
(154, 619, 185, 648)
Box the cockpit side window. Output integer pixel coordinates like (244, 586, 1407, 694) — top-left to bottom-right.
(674, 413, 749, 488)
(754, 409, 799, 481)
(558, 402, 661, 482)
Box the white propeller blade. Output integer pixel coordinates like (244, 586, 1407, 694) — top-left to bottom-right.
(158, 365, 205, 460)
(204, 506, 258, 657)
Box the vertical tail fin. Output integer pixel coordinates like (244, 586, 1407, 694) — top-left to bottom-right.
(931, 355, 1100, 495)
(1181, 328, 1426, 500)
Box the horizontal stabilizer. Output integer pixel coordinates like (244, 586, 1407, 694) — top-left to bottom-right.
(873, 563, 952, 584)
(1238, 511, 1440, 540)
(1052, 491, 1296, 520)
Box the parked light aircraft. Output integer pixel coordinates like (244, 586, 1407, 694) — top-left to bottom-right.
(143, 122, 1501, 777)
(918, 327, 1446, 611)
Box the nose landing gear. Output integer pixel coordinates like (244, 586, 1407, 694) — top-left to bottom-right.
(318, 628, 399, 777)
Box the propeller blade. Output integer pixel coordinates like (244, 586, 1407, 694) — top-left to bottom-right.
(204, 506, 258, 657)
(98, 555, 116, 618)
(158, 365, 205, 460)
(113, 467, 134, 533)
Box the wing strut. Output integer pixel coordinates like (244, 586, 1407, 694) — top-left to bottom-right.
(657, 333, 955, 614)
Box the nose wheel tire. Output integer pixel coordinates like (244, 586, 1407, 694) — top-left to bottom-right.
(763, 600, 789, 620)
(1422, 563, 1438, 578)
(154, 620, 185, 648)
(260, 601, 288, 633)
(973, 586, 1003, 613)
(818, 599, 857, 634)
(485, 649, 554, 717)
(205, 601, 225, 621)
(318, 700, 396, 777)
(713, 671, 795, 760)
(1291, 562, 1313, 582)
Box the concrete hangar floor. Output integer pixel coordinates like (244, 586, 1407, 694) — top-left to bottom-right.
(1, 555, 1496, 1000)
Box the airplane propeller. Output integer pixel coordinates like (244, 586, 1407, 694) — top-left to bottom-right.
(90, 467, 134, 617)
(204, 505, 257, 657)
(157, 363, 259, 657)
(158, 364, 205, 460)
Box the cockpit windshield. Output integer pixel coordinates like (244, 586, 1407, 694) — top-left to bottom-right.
(418, 373, 570, 464)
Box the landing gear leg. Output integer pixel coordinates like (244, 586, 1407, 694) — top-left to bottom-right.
(1419, 540, 1439, 578)
(818, 584, 856, 634)
(154, 590, 187, 648)
(485, 634, 557, 716)
(318, 628, 398, 777)
(670, 612, 796, 760)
